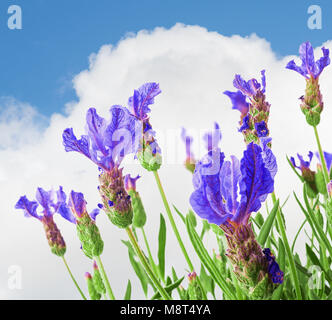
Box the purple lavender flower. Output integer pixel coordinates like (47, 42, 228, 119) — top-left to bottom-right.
(224, 70, 271, 144)
(63, 106, 141, 172)
(15, 187, 67, 256)
(190, 141, 276, 226)
(286, 42, 330, 79)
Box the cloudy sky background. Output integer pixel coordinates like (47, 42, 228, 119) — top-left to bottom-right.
(1, 2, 332, 300)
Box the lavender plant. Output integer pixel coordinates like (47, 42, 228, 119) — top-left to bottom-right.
(14, 40, 332, 300)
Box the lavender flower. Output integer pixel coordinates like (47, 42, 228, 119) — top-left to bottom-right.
(286, 42, 330, 126)
(224, 70, 271, 144)
(62, 105, 139, 229)
(181, 128, 196, 173)
(190, 136, 282, 297)
(127, 82, 162, 171)
(15, 187, 66, 256)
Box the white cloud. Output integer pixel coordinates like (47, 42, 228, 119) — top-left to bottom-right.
(1, 23, 332, 299)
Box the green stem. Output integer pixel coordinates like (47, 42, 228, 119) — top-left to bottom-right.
(153, 170, 194, 271)
(314, 126, 330, 186)
(126, 227, 172, 300)
(272, 192, 302, 300)
(61, 256, 87, 300)
(141, 227, 161, 282)
(94, 255, 115, 300)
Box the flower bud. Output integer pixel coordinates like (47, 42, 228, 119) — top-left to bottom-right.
(85, 272, 101, 300)
(315, 164, 327, 195)
(99, 166, 133, 228)
(93, 261, 106, 295)
(187, 272, 203, 300)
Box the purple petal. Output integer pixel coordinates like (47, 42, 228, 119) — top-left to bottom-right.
(316, 47, 330, 77)
(124, 174, 140, 191)
(190, 150, 231, 225)
(285, 60, 308, 78)
(239, 114, 250, 132)
(15, 196, 41, 220)
(69, 191, 86, 218)
(105, 105, 141, 165)
(90, 208, 100, 221)
(234, 143, 274, 224)
(254, 121, 269, 138)
(86, 108, 107, 156)
(223, 90, 249, 116)
(128, 82, 161, 120)
(299, 41, 316, 77)
(35, 187, 54, 217)
(62, 128, 91, 159)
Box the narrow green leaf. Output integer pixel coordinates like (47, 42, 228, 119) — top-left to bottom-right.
(172, 204, 186, 224)
(157, 214, 166, 281)
(124, 280, 132, 300)
(150, 277, 185, 300)
(185, 215, 235, 300)
(257, 199, 279, 246)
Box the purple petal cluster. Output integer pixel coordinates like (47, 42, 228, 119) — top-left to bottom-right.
(290, 152, 313, 171)
(190, 140, 276, 226)
(124, 174, 140, 192)
(203, 122, 222, 152)
(233, 70, 266, 98)
(128, 82, 161, 121)
(15, 187, 64, 220)
(56, 189, 100, 224)
(63, 106, 141, 172)
(286, 42, 330, 79)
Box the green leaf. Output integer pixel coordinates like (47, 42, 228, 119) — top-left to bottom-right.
(188, 209, 197, 227)
(199, 264, 215, 298)
(257, 199, 279, 246)
(157, 214, 166, 281)
(150, 276, 185, 300)
(122, 240, 150, 296)
(185, 215, 236, 300)
(172, 205, 186, 224)
(124, 280, 132, 300)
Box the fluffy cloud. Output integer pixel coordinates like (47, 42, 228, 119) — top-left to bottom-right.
(1, 23, 331, 299)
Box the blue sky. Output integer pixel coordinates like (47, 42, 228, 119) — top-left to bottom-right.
(1, 0, 331, 116)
